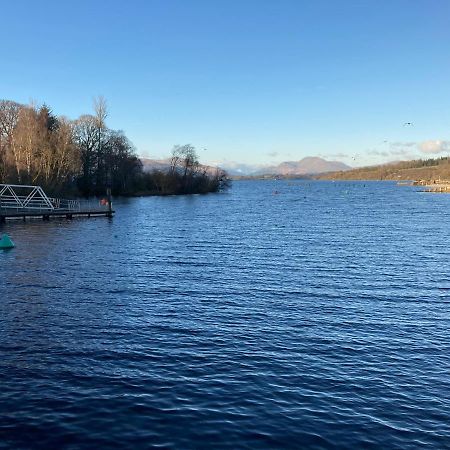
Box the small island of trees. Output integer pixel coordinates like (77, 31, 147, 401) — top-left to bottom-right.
(0, 98, 229, 197)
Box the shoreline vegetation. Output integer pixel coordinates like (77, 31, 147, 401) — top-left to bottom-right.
(0, 98, 229, 198)
(316, 156, 450, 184)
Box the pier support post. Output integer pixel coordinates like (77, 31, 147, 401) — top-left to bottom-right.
(106, 187, 113, 218)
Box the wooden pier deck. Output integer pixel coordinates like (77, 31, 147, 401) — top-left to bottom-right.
(0, 208, 114, 223)
(411, 180, 450, 193)
(0, 184, 114, 223)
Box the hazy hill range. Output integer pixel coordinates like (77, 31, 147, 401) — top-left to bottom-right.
(140, 158, 172, 172)
(140, 158, 221, 175)
(141, 156, 351, 177)
(317, 156, 450, 181)
(214, 161, 265, 176)
(252, 157, 351, 176)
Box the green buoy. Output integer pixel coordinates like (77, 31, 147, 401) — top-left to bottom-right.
(0, 234, 15, 249)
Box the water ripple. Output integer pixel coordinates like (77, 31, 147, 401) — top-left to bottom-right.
(1, 181, 450, 448)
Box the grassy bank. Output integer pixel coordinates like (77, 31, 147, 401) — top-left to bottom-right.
(316, 157, 450, 182)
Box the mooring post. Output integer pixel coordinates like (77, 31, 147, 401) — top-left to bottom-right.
(106, 186, 113, 218)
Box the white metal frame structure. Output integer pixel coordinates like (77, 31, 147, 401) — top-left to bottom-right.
(0, 184, 55, 210)
(0, 184, 111, 215)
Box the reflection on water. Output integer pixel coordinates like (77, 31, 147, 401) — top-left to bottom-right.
(1, 181, 450, 448)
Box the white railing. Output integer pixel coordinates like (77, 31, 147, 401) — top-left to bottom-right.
(0, 184, 110, 214)
(0, 184, 54, 210)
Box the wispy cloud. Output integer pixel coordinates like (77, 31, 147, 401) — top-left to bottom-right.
(419, 140, 450, 154)
(368, 149, 390, 157)
(327, 152, 349, 159)
(266, 151, 279, 158)
(389, 141, 416, 148)
(367, 140, 450, 160)
(390, 148, 413, 157)
(365, 144, 416, 161)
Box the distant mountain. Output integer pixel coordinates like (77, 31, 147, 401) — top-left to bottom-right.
(214, 161, 264, 176)
(140, 156, 351, 177)
(140, 158, 221, 176)
(252, 157, 351, 176)
(140, 158, 172, 172)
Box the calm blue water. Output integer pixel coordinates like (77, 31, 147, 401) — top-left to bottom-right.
(1, 180, 450, 449)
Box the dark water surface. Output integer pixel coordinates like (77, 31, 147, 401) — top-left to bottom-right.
(1, 180, 450, 449)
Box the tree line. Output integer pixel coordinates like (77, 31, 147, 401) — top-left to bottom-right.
(317, 156, 450, 181)
(0, 98, 229, 197)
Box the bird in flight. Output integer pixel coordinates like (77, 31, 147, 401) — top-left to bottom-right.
(403, 122, 413, 126)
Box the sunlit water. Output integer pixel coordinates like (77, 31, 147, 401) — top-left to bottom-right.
(1, 180, 450, 449)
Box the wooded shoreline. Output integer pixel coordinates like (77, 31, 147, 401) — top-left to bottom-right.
(316, 156, 450, 183)
(0, 98, 229, 198)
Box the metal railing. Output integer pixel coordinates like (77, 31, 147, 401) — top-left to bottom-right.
(0, 184, 54, 210)
(0, 184, 110, 214)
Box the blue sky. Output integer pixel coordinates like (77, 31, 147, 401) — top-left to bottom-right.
(1, 0, 450, 168)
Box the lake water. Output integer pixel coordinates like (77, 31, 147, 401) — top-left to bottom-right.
(1, 180, 450, 449)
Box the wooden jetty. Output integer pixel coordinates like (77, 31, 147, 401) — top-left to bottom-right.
(0, 184, 113, 223)
(410, 179, 450, 193)
(423, 184, 450, 193)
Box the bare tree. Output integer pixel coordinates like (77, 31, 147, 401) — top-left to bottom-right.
(0, 100, 21, 140)
(74, 114, 98, 193)
(0, 100, 21, 181)
(170, 144, 199, 177)
(11, 105, 43, 182)
(169, 144, 201, 193)
(40, 117, 80, 188)
(93, 96, 109, 190)
(93, 95, 108, 130)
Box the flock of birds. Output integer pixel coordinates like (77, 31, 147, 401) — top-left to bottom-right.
(350, 122, 415, 162)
